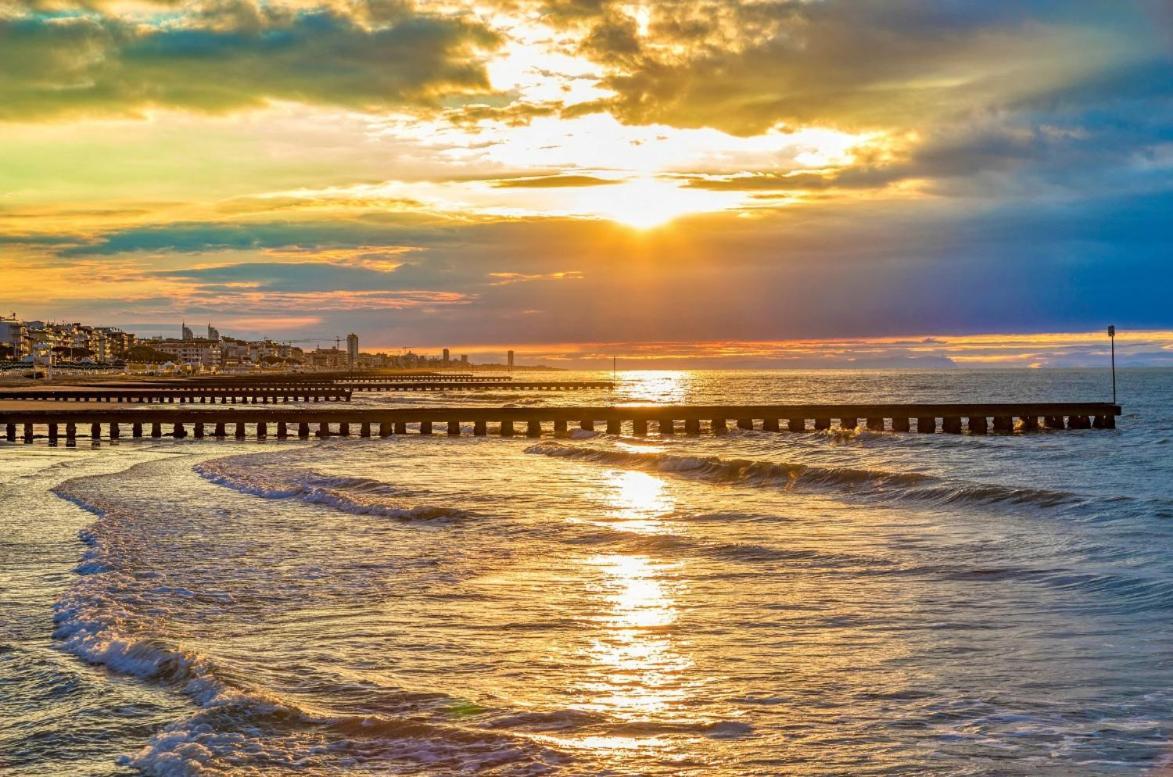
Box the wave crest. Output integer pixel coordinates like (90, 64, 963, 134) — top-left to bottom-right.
(196, 456, 471, 521)
(524, 442, 1081, 509)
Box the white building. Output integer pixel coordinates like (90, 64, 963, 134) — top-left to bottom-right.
(0, 316, 29, 360)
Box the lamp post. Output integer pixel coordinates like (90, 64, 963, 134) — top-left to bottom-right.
(1108, 325, 1116, 405)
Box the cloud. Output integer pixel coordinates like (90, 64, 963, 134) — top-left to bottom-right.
(0, 6, 501, 119)
(491, 174, 620, 188)
(561, 1, 1164, 135)
(488, 271, 583, 284)
(59, 219, 452, 256)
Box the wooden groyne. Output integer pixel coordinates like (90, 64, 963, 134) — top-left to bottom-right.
(335, 380, 612, 392)
(0, 387, 353, 404)
(130, 374, 503, 386)
(71, 380, 611, 393)
(0, 402, 1120, 443)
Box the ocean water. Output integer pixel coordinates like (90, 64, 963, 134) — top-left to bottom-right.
(2, 369, 1172, 776)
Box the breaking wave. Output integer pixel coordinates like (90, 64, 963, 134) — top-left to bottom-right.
(49, 467, 563, 776)
(195, 455, 471, 522)
(524, 442, 1084, 509)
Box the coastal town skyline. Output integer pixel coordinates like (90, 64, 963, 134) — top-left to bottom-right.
(2, 310, 1168, 369)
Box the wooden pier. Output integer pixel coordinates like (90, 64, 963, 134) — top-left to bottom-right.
(0, 402, 1120, 443)
(0, 387, 353, 404)
(74, 379, 609, 392)
(335, 380, 612, 392)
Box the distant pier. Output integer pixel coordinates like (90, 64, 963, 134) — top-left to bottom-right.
(0, 387, 353, 404)
(0, 380, 612, 403)
(0, 403, 1120, 443)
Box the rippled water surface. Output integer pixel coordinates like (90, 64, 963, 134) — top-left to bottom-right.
(3, 369, 1172, 775)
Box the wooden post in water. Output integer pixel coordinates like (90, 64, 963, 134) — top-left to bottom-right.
(5, 423, 15, 442)
(685, 418, 700, 435)
(48, 423, 58, 444)
(840, 417, 858, 430)
(299, 422, 311, 439)
(173, 423, 186, 439)
(361, 422, 372, 438)
(633, 419, 648, 436)
(473, 420, 486, 436)
(500, 420, 514, 437)
(580, 419, 595, 431)
(866, 416, 884, 431)
(419, 421, 432, 435)
(338, 422, 350, 437)
(90, 422, 100, 442)
(257, 422, 267, 439)
(892, 417, 910, 432)
(194, 423, 205, 439)
(969, 415, 988, 434)
(395, 421, 407, 435)
(526, 420, 541, 437)
(235, 422, 246, 440)
(24, 422, 34, 443)
(737, 418, 754, 430)
(992, 416, 1013, 433)
(916, 417, 935, 433)
(110, 423, 120, 441)
(660, 418, 675, 436)
(942, 417, 962, 434)
(605, 419, 620, 435)
(151, 422, 162, 438)
(711, 418, 728, 435)
(66, 423, 77, 444)
(814, 418, 830, 431)
(215, 422, 226, 438)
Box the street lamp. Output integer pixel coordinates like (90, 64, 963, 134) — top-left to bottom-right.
(1108, 325, 1116, 405)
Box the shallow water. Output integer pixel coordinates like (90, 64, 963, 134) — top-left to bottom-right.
(2, 369, 1172, 775)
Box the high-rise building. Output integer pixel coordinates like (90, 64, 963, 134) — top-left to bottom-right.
(346, 333, 359, 368)
(460, 354, 468, 365)
(507, 350, 514, 370)
(208, 323, 220, 341)
(181, 322, 194, 341)
(442, 348, 450, 364)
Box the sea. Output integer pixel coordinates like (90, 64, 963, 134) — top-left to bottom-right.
(2, 368, 1172, 776)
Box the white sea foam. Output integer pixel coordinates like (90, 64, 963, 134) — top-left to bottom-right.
(195, 456, 471, 522)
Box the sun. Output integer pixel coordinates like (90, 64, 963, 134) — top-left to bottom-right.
(569, 177, 743, 229)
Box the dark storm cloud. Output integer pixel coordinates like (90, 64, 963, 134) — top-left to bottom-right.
(0, 5, 501, 119)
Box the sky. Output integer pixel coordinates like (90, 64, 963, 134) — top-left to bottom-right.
(1, 0, 1171, 367)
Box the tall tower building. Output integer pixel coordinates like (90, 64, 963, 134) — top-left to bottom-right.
(346, 333, 359, 368)
(181, 322, 194, 341)
(207, 323, 220, 341)
(507, 350, 514, 370)
(442, 348, 450, 365)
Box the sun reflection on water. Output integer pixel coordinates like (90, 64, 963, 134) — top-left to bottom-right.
(603, 469, 674, 534)
(569, 462, 694, 762)
(580, 553, 690, 718)
(620, 370, 691, 404)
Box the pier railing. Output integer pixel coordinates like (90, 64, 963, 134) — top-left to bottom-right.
(0, 402, 1120, 443)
